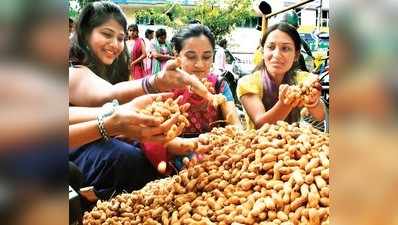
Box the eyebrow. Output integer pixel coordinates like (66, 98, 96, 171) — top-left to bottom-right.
(102, 27, 125, 36)
(185, 50, 213, 54)
(265, 41, 294, 45)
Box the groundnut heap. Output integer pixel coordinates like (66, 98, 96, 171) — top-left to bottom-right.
(84, 121, 329, 225)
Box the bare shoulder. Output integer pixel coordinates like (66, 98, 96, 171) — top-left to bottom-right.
(69, 66, 92, 91)
(69, 66, 95, 82)
(69, 65, 88, 77)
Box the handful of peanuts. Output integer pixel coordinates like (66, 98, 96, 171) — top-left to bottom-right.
(138, 96, 190, 173)
(138, 96, 190, 140)
(84, 121, 329, 225)
(284, 75, 320, 105)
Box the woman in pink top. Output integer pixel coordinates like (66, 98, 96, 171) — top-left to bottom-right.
(142, 24, 242, 174)
(127, 24, 146, 80)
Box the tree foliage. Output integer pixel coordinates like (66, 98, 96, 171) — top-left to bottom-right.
(76, 0, 99, 9)
(135, 0, 253, 42)
(69, 0, 253, 41)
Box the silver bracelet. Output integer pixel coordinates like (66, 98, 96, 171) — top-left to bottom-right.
(96, 99, 118, 141)
(97, 114, 110, 141)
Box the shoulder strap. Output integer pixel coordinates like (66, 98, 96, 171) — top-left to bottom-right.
(214, 75, 225, 94)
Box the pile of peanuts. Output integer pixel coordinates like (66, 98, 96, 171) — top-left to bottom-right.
(138, 96, 190, 140)
(83, 121, 329, 225)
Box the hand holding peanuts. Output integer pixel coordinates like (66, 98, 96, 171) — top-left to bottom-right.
(108, 93, 181, 143)
(279, 84, 302, 108)
(279, 75, 322, 112)
(135, 94, 190, 142)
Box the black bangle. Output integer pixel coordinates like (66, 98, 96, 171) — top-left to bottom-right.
(142, 77, 149, 94)
(146, 75, 159, 94)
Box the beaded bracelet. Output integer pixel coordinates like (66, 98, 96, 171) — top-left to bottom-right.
(97, 114, 111, 141)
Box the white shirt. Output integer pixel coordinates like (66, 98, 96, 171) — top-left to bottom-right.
(214, 47, 226, 71)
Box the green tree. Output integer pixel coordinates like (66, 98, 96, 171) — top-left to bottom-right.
(135, 0, 253, 42)
(135, 3, 185, 28)
(188, 0, 253, 42)
(69, 0, 102, 17)
(76, 0, 99, 9)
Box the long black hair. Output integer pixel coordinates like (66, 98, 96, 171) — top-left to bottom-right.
(256, 23, 302, 85)
(257, 23, 302, 123)
(69, 1, 130, 84)
(171, 24, 215, 54)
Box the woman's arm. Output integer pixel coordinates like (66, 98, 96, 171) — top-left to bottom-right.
(240, 93, 294, 129)
(131, 39, 147, 65)
(69, 120, 101, 150)
(218, 82, 241, 127)
(69, 115, 121, 150)
(221, 101, 242, 127)
(69, 107, 101, 125)
(69, 93, 181, 150)
(166, 137, 198, 155)
(152, 52, 174, 61)
(69, 66, 145, 106)
(69, 61, 212, 107)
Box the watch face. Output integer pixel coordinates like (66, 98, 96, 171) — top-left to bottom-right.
(102, 103, 114, 117)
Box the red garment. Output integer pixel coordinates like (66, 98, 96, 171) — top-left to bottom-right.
(130, 38, 145, 80)
(141, 74, 223, 172)
(174, 74, 220, 134)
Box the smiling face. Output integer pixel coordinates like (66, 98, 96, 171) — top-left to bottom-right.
(88, 18, 125, 65)
(263, 29, 298, 82)
(178, 34, 214, 79)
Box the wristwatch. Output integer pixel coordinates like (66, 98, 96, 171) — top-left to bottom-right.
(100, 99, 119, 117)
(97, 99, 119, 141)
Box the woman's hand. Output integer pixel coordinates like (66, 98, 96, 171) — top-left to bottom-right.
(153, 59, 211, 100)
(107, 93, 181, 143)
(166, 137, 198, 156)
(278, 84, 301, 108)
(303, 81, 322, 108)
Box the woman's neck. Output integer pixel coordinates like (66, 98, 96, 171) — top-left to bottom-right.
(95, 63, 107, 77)
(265, 69, 284, 85)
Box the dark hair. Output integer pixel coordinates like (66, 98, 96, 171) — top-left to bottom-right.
(69, 1, 130, 84)
(219, 39, 227, 49)
(145, 29, 154, 38)
(128, 24, 139, 40)
(171, 24, 215, 54)
(128, 24, 138, 32)
(258, 23, 302, 123)
(155, 28, 167, 38)
(256, 23, 301, 85)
